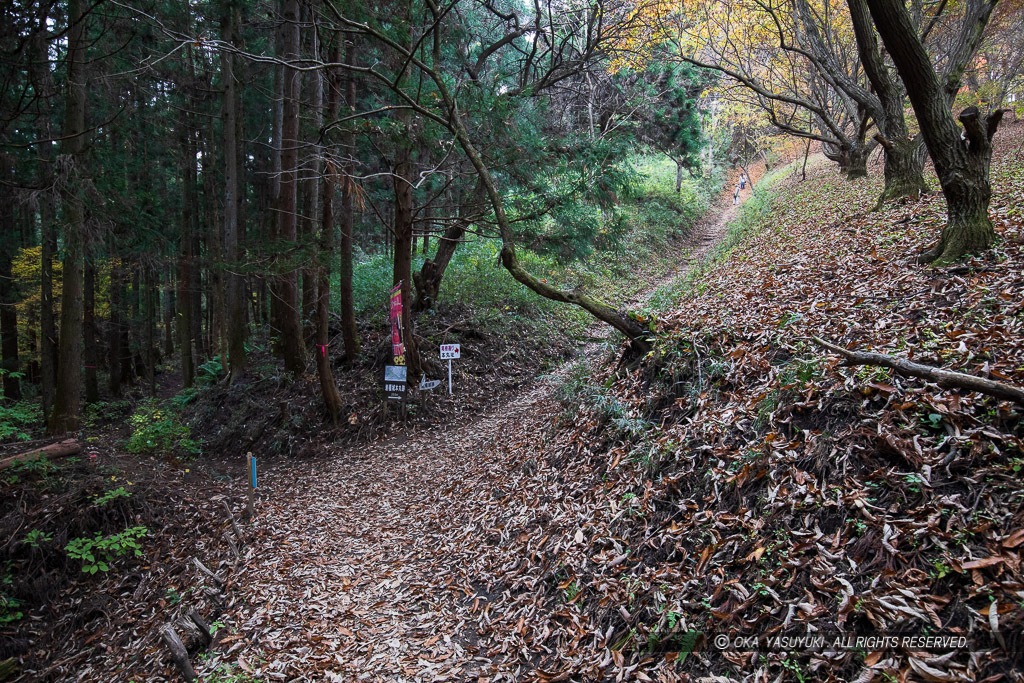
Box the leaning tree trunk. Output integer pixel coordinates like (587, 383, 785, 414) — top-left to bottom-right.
(435, 79, 650, 350)
(449, 109, 649, 347)
(412, 180, 485, 312)
(865, 0, 1000, 264)
(412, 223, 463, 312)
(49, 0, 87, 434)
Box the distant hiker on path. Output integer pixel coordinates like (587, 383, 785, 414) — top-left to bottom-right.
(740, 172, 747, 189)
(733, 183, 740, 205)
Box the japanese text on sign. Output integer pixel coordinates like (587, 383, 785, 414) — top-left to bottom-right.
(389, 284, 405, 366)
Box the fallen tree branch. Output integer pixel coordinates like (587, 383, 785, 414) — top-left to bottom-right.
(811, 337, 1024, 405)
(217, 498, 244, 547)
(159, 624, 197, 682)
(0, 439, 80, 471)
(192, 557, 226, 588)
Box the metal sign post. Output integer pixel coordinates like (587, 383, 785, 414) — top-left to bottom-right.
(440, 343, 461, 394)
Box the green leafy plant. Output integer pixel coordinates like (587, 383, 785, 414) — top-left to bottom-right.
(23, 528, 53, 547)
(782, 655, 808, 682)
(65, 526, 148, 574)
(202, 663, 256, 683)
(0, 563, 21, 625)
(0, 400, 35, 441)
(93, 486, 132, 506)
(127, 400, 200, 457)
(197, 356, 226, 385)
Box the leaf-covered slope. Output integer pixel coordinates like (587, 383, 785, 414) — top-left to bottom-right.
(453, 124, 1024, 681)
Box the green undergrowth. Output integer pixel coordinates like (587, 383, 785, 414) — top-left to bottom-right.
(0, 400, 38, 442)
(338, 154, 715, 339)
(126, 398, 201, 458)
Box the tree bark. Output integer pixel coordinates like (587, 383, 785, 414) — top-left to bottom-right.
(49, 0, 87, 434)
(392, 107, 422, 378)
(178, 115, 196, 389)
(108, 264, 124, 396)
(222, 0, 247, 383)
(864, 0, 1001, 264)
(163, 266, 174, 358)
(0, 153, 21, 402)
(317, 38, 344, 425)
(338, 42, 360, 364)
(272, 0, 307, 374)
(30, 0, 57, 425)
(83, 261, 98, 403)
(144, 266, 157, 395)
(300, 4, 321, 341)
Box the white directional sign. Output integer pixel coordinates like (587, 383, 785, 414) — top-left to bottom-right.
(419, 375, 441, 391)
(440, 343, 461, 394)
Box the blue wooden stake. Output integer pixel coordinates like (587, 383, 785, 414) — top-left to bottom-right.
(246, 452, 255, 518)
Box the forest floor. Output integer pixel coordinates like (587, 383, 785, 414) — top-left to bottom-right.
(194, 129, 1024, 682)
(0, 163, 724, 682)
(192, 174, 757, 683)
(7, 124, 1024, 683)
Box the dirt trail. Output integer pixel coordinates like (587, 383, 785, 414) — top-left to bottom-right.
(223, 181, 756, 681)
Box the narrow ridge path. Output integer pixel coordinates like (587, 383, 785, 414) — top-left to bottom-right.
(225, 180, 756, 682)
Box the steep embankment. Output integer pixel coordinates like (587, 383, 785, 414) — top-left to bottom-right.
(434, 126, 1024, 680)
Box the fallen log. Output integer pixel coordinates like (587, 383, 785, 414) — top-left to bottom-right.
(812, 337, 1024, 405)
(0, 439, 81, 471)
